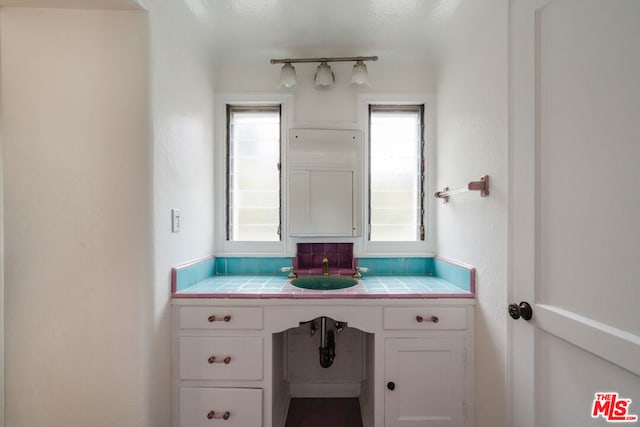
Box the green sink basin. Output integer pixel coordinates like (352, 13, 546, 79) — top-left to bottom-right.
(291, 275, 358, 290)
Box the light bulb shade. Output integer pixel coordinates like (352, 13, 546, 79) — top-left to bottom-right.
(279, 62, 297, 88)
(314, 61, 335, 89)
(350, 60, 371, 87)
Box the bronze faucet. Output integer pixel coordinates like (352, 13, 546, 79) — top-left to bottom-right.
(322, 257, 329, 276)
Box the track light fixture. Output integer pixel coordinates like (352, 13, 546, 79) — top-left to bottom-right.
(279, 62, 297, 88)
(314, 61, 335, 89)
(270, 56, 378, 90)
(350, 60, 371, 87)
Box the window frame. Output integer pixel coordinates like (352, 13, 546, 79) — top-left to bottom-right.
(358, 94, 436, 256)
(215, 94, 293, 255)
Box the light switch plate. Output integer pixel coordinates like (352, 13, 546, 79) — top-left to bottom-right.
(171, 209, 181, 233)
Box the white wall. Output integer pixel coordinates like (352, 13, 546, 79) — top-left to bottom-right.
(433, 1, 509, 426)
(145, 0, 215, 425)
(0, 2, 214, 426)
(1, 7, 151, 426)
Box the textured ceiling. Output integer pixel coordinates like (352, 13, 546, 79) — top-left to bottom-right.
(0, 0, 461, 68)
(185, 0, 462, 65)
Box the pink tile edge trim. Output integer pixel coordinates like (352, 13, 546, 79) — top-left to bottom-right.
(173, 255, 216, 270)
(434, 255, 474, 270)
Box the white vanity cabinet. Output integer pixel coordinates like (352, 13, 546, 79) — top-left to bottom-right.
(173, 299, 474, 427)
(383, 307, 469, 426)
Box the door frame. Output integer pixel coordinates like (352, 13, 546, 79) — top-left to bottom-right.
(507, 1, 545, 424)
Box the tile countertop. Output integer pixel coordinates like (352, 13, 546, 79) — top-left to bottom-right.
(172, 275, 474, 299)
(171, 255, 476, 299)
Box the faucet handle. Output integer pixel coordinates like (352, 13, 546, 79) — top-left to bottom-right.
(281, 266, 297, 278)
(353, 266, 368, 278)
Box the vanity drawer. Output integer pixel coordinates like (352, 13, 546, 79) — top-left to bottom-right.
(179, 387, 262, 427)
(383, 307, 467, 330)
(179, 336, 263, 380)
(179, 306, 263, 330)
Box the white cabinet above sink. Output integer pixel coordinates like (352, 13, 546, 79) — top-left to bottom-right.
(289, 169, 354, 236)
(287, 129, 362, 237)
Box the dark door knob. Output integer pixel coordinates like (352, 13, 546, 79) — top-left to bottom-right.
(387, 381, 395, 391)
(508, 301, 533, 321)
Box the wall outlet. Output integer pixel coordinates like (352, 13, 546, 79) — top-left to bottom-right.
(171, 209, 181, 233)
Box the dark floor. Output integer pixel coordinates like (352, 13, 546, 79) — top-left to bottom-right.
(285, 398, 364, 427)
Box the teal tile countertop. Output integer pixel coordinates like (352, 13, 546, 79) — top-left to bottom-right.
(173, 275, 471, 299)
(172, 256, 475, 299)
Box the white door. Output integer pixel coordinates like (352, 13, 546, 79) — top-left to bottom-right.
(509, 1, 640, 426)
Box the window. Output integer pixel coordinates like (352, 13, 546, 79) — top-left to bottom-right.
(226, 105, 281, 241)
(368, 105, 425, 241)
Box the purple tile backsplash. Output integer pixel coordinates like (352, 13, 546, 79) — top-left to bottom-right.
(295, 243, 354, 274)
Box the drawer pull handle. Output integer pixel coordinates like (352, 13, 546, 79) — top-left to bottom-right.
(208, 315, 232, 323)
(416, 315, 439, 323)
(206, 410, 231, 420)
(207, 356, 232, 364)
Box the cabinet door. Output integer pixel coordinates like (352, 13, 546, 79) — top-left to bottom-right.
(289, 169, 354, 236)
(385, 337, 465, 426)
